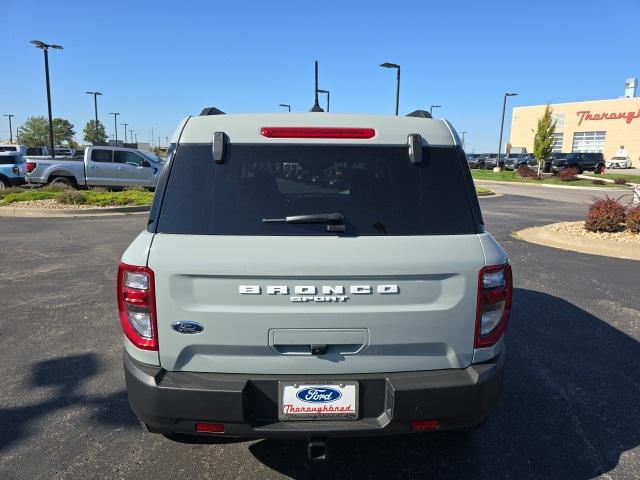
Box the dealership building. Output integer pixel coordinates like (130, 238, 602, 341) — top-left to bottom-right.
(509, 78, 640, 165)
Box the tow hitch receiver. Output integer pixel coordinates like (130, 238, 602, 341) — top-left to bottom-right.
(307, 438, 328, 461)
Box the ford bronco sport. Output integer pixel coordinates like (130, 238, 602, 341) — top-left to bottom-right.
(118, 109, 511, 457)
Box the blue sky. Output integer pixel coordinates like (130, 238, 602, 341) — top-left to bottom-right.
(2, 0, 638, 151)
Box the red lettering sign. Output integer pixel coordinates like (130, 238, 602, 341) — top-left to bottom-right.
(576, 109, 640, 126)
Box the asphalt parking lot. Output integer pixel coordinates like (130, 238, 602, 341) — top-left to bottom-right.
(1, 188, 639, 479)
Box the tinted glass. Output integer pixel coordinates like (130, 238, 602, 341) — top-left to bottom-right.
(0, 155, 19, 164)
(0, 146, 18, 152)
(115, 151, 143, 166)
(157, 144, 478, 236)
(91, 149, 113, 163)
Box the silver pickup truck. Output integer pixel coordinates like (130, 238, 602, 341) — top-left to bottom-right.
(25, 146, 164, 188)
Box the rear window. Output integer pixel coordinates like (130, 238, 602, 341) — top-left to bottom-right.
(0, 155, 19, 164)
(156, 144, 479, 236)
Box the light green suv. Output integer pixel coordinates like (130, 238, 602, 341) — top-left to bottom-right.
(118, 108, 512, 459)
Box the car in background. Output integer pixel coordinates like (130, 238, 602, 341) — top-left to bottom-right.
(606, 156, 631, 169)
(0, 144, 28, 155)
(27, 146, 50, 156)
(465, 153, 483, 169)
(0, 151, 25, 189)
(25, 146, 162, 188)
(480, 153, 502, 169)
(551, 152, 605, 174)
(54, 147, 76, 157)
(504, 153, 537, 171)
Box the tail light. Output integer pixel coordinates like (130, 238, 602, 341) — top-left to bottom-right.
(475, 264, 512, 348)
(26, 162, 37, 173)
(117, 263, 158, 350)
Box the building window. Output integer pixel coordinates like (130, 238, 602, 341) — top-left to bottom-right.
(552, 132, 564, 152)
(572, 131, 606, 153)
(552, 113, 565, 130)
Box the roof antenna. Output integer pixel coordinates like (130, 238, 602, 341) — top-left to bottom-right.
(310, 60, 324, 112)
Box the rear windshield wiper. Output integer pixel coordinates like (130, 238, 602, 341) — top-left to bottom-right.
(262, 213, 346, 233)
(262, 212, 344, 225)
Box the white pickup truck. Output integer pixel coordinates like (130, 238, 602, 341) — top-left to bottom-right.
(25, 146, 164, 188)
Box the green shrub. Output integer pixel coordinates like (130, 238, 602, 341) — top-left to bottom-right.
(0, 187, 25, 198)
(584, 197, 626, 233)
(124, 185, 146, 192)
(626, 205, 640, 233)
(57, 190, 87, 205)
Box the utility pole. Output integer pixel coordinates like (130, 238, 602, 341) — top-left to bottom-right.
(110, 112, 119, 144)
(3, 114, 14, 143)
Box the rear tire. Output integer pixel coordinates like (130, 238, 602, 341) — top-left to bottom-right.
(0, 178, 8, 190)
(49, 176, 76, 188)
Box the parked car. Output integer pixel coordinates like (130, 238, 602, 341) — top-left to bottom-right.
(0, 151, 25, 189)
(480, 153, 502, 169)
(118, 109, 511, 457)
(465, 153, 483, 169)
(504, 153, 537, 171)
(24, 146, 163, 188)
(0, 144, 28, 155)
(551, 152, 605, 174)
(26, 146, 50, 156)
(606, 156, 631, 169)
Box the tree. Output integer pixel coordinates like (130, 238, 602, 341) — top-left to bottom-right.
(533, 104, 556, 176)
(17, 116, 76, 147)
(83, 120, 107, 145)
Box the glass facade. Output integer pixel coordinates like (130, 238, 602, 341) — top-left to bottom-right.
(572, 131, 606, 153)
(551, 132, 564, 152)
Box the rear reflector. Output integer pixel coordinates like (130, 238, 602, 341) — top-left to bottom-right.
(261, 127, 375, 139)
(411, 420, 439, 431)
(195, 422, 225, 433)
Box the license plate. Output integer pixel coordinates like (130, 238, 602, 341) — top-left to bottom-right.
(278, 381, 359, 420)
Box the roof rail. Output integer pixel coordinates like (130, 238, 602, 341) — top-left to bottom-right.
(406, 110, 433, 119)
(200, 107, 225, 116)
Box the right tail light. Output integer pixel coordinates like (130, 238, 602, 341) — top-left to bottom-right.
(475, 264, 512, 348)
(117, 263, 158, 350)
(26, 162, 37, 173)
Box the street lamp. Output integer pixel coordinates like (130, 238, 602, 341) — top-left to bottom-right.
(109, 112, 120, 144)
(380, 62, 400, 115)
(460, 131, 467, 148)
(497, 92, 518, 168)
(3, 114, 14, 143)
(310, 61, 324, 112)
(279, 104, 291, 112)
(317, 89, 330, 112)
(85, 91, 102, 145)
(30, 40, 63, 158)
(121, 123, 129, 144)
(429, 105, 442, 116)
(130, 130, 135, 143)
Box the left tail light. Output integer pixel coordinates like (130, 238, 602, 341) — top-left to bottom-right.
(117, 263, 158, 350)
(26, 162, 37, 173)
(475, 264, 512, 348)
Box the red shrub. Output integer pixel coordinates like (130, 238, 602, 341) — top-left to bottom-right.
(614, 177, 627, 185)
(558, 167, 579, 181)
(517, 165, 538, 178)
(591, 179, 605, 185)
(626, 205, 640, 233)
(585, 197, 626, 232)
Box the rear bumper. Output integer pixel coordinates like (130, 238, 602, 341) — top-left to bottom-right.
(124, 351, 505, 438)
(5, 176, 25, 187)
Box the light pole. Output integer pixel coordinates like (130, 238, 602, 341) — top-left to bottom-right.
(109, 112, 119, 145)
(85, 91, 102, 145)
(130, 130, 135, 143)
(380, 62, 400, 115)
(460, 131, 467, 148)
(279, 104, 291, 112)
(310, 61, 324, 112)
(134, 133, 138, 143)
(3, 114, 14, 143)
(497, 92, 518, 168)
(429, 105, 442, 116)
(31, 40, 63, 158)
(317, 89, 330, 112)
(121, 123, 129, 143)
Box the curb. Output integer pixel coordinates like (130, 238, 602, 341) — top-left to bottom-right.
(478, 192, 504, 199)
(515, 223, 640, 262)
(473, 179, 630, 192)
(0, 204, 150, 218)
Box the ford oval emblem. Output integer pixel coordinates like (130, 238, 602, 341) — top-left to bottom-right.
(296, 387, 342, 404)
(171, 321, 204, 334)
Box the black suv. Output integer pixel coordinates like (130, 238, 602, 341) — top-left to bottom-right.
(551, 152, 604, 174)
